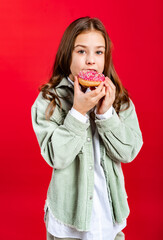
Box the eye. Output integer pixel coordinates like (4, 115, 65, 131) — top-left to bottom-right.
(78, 50, 85, 54)
(96, 51, 103, 55)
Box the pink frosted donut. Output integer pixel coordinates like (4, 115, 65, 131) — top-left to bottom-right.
(78, 70, 105, 87)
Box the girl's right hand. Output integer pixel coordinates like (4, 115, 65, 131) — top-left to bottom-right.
(72, 76, 106, 116)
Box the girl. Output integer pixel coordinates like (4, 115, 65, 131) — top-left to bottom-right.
(31, 17, 143, 240)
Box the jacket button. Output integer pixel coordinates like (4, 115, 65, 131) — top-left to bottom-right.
(89, 196, 93, 200)
(89, 166, 93, 170)
(87, 137, 91, 142)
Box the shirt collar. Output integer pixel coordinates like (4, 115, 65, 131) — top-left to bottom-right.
(67, 77, 74, 86)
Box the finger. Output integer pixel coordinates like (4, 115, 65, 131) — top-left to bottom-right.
(107, 83, 116, 102)
(103, 80, 110, 95)
(88, 82, 104, 97)
(104, 80, 115, 100)
(94, 86, 106, 102)
(74, 76, 80, 93)
(105, 77, 116, 91)
(106, 82, 115, 98)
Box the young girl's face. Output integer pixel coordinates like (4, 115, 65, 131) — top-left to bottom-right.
(69, 30, 105, 81)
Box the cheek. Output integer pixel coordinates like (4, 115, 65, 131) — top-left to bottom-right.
(102, 56, 105, 68)
(72, 56, 83, 70)
(98, 57, 105, 71)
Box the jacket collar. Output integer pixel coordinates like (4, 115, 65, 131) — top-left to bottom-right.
(56, 77, 74, 89)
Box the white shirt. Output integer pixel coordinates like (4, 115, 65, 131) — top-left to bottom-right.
(45, 78, 126, 240)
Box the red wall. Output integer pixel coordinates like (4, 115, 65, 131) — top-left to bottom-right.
(0, 0, 162, 239)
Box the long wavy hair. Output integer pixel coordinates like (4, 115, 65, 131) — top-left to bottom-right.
(40, 17, 130, 119)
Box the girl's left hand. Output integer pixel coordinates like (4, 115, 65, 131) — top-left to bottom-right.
(96, 77, 116, 114)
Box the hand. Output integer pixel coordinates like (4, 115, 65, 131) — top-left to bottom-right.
(96, 77, 116, 114)
(73, 76, 106, 116)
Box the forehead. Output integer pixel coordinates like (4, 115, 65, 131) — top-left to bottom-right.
(74, 30, 105, 47)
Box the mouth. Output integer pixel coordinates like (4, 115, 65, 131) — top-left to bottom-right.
(83, 69, 97, 72)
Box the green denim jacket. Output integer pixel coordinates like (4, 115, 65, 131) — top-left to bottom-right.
(31, 77, 143, 231)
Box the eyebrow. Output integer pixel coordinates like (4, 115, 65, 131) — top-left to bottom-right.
(74, 44, 105, 49)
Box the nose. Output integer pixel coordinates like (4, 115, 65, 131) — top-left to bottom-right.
(86, 53, 95, 65)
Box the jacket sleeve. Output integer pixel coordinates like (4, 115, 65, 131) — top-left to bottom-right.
(95, 100, 143, 163)
(31, 97, 90, 169)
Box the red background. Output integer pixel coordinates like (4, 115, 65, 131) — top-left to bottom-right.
(0, 0, 162, 239)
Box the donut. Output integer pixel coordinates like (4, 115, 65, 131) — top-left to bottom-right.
(78, 70, 105, 87)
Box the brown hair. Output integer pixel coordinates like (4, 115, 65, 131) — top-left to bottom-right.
(40, 17, 130, 119)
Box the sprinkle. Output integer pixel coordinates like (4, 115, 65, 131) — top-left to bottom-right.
(78, 70, 105, 82)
